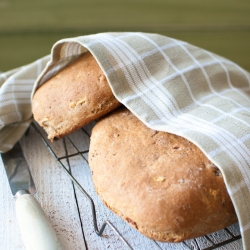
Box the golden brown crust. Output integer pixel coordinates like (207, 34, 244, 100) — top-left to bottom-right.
(88, 107, 237, 242)
(32, 52, 121, 141)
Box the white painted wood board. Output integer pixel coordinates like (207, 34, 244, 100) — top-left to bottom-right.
(0, 122, 243, 250)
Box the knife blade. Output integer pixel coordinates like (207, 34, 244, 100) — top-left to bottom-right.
(1, 141, 36, 197)
(1, 142, 61, 250)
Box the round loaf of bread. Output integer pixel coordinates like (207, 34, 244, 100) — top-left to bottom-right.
(32, 52, 121, 141)
(88, 107, 237, 242)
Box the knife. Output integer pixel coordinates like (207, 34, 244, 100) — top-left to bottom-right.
(1, 141, 61, 250)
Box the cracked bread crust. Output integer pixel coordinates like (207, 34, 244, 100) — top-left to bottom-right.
(88, 107, 238, 242)
(32, 52, 121, 141)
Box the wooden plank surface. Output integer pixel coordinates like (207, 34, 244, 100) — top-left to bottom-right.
(0, 122, 243, 250)
(0, 125, 86, 250)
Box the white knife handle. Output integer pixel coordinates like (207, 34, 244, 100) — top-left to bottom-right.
(15, 193, 61, 250)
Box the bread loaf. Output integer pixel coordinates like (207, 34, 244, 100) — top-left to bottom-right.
(88, 107, 237, 242)
(32, 52, 121, 141)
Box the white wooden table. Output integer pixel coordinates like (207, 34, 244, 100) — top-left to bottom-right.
(0, 122, 243, 250)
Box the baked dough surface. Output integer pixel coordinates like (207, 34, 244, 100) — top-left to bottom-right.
(32, 52, 120, 141)
(89, 107, 237, 242)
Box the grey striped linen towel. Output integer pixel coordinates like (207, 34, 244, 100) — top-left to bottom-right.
(1, 32, 250, 249)
(0, 55, 50, 152)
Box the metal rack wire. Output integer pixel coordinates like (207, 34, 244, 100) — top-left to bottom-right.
(31, 122, 242, 250)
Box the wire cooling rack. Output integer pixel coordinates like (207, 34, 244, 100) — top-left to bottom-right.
(31, 122, 242, 250)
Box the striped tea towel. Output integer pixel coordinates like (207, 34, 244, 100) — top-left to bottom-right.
(1, 32, 250, 249)
(0, 56, 50, 152)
